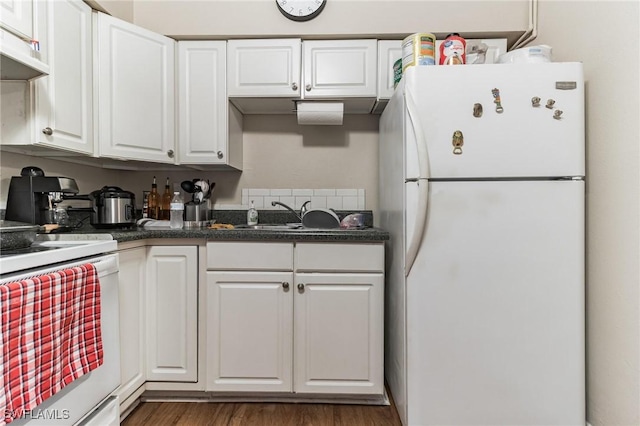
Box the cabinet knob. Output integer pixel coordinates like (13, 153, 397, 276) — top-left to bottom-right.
(42, 127, 53, 136)
(305, 84, 312, 92)
(167, 150, 175, 158)
(282, 282, 289, 290)
(217, 150, 224, 159)
(297, 283, 305, 293)
(292, 82, 298, 91)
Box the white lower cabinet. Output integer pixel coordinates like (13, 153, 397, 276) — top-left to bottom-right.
(294, 272, 384, 394)
(146, 245, 198, 382)
(205, 241, 384, 396)
(115, 246, 146, 413)
(206, 271, 293, 392)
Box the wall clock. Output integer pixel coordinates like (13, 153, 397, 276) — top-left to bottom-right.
(276, 0, 327, 22)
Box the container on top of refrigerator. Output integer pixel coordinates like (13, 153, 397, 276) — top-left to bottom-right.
(439, 33, 466, 65)
(498, 45, 552, 64)
(465, 41, 489, 64)
(402, 33, 436, 71)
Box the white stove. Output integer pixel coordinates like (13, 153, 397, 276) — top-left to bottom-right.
(0, 235, 117, 275)
(1, 234, 121, 425)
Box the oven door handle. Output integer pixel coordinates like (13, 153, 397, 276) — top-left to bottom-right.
(92, 254, 119, 277)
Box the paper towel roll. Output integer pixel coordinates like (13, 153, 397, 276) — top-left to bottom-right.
(296, 101, 344, 125)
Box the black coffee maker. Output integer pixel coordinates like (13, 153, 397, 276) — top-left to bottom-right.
(5, 166, 79, 225)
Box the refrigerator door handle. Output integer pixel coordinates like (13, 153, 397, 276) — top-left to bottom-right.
(405, 179, 429, 276)
(404, 90, 431, 276)
(405, 90, 431, 180)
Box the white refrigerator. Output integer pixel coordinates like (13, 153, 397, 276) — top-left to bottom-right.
(379, 63, 585, 425)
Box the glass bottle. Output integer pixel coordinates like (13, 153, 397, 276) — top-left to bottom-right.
(148, 176, 159, 219)
(161, 177, 172, 220)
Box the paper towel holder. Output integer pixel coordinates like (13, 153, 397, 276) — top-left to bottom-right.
(294, 100, 344, 126)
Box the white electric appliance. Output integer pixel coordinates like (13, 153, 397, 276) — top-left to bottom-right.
(1, 237, 120, 426)
(379, 63, 585, 425)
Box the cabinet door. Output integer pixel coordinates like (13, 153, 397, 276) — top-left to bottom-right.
(206, 271, 293, 392)
(227, 38, 301, 97)
(95, 12, 175, 163)
(33, 0, 92, 154)
(377, 40, 402, 101)
(294, 272, 384, 395)
(178, 41, 239, 167)
(115, 247, 146, 411)
(146, 246, 198, 382)
(0, 0, 33, 39)
(302, 40, 377, 99)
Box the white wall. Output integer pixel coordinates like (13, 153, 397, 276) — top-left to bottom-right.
(535, 1, 640, 425)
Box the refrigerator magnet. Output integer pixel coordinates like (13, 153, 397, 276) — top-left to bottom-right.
(492, 88, 504, 113)
(452, 130, 464, 155)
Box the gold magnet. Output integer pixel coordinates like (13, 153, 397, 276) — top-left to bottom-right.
(546, 99, 556, 109)
(491, 88, 504, 113)
(473, 103, 483, 118)
(553, 110, 563, 120)
(531, 96, 541, 107)
(452, 130, 464, 155)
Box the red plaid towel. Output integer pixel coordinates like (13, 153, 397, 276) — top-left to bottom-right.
(0, 263, 103, 425)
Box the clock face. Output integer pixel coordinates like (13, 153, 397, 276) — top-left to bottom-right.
(276, 0, 327, 22)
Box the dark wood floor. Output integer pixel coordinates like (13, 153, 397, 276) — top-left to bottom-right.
(122, 400, 402, 426)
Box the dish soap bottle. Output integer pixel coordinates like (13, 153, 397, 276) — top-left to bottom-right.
(247, 200, 258, 226)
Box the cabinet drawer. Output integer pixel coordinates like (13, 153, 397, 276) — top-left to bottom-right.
(295, 243, 384, 273)
(207, 242, 293, 270)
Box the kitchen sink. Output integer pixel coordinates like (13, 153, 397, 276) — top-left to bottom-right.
(233, 224, 356, 232)
(234, 223, 304, 231)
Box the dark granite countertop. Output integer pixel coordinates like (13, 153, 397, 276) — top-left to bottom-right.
(106, 226, 389, 243)
(50, 210, 389, 243)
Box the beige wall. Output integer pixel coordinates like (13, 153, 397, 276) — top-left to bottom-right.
(84, 0, 134, 22)
(131, 0, 529, 45)
(535, 1, 640, 425)
(1, 114, 379, 211)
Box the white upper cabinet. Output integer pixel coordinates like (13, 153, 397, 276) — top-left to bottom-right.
(95, 12, 176, 164)
(0, 0, 33, 38)
(302, 40, 377, 99)
(32, 0, 92, 154)
(227, 38, 377, 114)
(178, 41, 242, 169)
(373, 40, 402, 113)
(226, 38, 301, 114)
(0, 0, 49, 80)
(227, 38, 301, 98)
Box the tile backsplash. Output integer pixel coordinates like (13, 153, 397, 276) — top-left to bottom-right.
(213, 189, 365, 211)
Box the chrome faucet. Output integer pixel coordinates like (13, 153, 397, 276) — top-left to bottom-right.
(271, 200, 310, 222)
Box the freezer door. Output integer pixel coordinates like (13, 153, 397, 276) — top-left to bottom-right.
(406, 180, 585, 425)
(404, 63, 585, 179)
